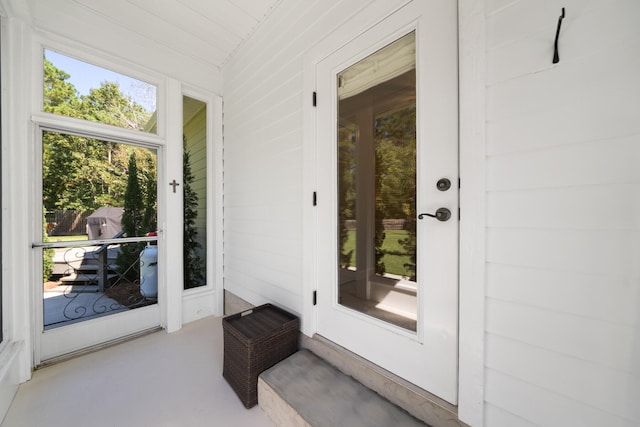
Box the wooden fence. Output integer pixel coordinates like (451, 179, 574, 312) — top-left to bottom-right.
(45, 210, 90, 236)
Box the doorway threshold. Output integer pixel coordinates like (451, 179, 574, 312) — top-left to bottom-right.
(37, 326, 162, 369)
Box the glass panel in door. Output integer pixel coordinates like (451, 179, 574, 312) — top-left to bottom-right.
(337, 32, 417, 331)
(42, 131, 158, 329)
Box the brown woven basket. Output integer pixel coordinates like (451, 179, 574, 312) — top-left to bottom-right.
(222, 303, 299, 408)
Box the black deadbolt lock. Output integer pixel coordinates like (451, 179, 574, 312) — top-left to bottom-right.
(436, 178, 451, 191)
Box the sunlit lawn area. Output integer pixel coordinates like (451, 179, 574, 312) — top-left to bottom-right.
(47, 234, 88, 242)
(342, 229, 413, 277)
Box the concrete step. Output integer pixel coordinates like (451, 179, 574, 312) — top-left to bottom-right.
(60, 273, 119, 283)
(73, 264, 118, 273)
(258, 350, 428, 427)
(298, 335, 467, 427)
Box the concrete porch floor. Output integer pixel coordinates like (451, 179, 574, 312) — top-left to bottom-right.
(0, 316, 274, 427)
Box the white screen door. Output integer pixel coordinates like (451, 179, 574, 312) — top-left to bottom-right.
(36, 129, 162, 362)
(315, 1, 459, 403)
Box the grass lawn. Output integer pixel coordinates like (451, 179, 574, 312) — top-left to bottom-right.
(47, 234, 88, 242)
(341, 229, 413, 277)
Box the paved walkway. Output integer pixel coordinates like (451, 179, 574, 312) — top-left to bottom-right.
(43, 287, 127, 329)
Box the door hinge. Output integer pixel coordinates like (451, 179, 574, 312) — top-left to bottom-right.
(313, 191, 317, 206)
(312, 91, 317, 107)
(458, 207, 461, 220)
(458, 178, 461, 189)
(313, 290, 317, 306)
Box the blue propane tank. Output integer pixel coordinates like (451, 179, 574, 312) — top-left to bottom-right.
(139, 245, 158, 299)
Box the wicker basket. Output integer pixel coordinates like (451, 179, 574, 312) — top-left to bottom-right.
(222, 303, 299, 408)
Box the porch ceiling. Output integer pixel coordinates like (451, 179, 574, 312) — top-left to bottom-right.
(16, 0, 283, 69)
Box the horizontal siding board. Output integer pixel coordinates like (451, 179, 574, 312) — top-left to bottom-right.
(224, 154, 302, 197)
(224, 257, 302, 300)
(486, 135, 640, 190)
(486, 298, 638, 374)
(224, 230, 301, 261)
(224, 269, 302, 316)
(224, 202, 301, 224)
(487, 228, 640, 278)
(224, 61, 301, 121)
(487, 184, 640, 230)
(224, 125, 302, 165)
(224, 0, 367, 98)
(222, 186, 301, 213)
(224, 105, 300, 141)
(486, 0, 556, 50)
(223, 182, 301, 207)
(487, 94, 640, 156)
(224, 218, 301, 243)
(485, 0, 520, 16)
(487, 37, 640, 122)
(486, 0, 629, 50)
(486, 334, 640, 421)
(487, 1, 640, 86)
(223, 0, 321, 94)
(225, 245, 302, 282)
(224, 94, 302, 141)
(484, 404, 539, 427)
(487, 263, 639, 325)
(485, 368, 638, 427)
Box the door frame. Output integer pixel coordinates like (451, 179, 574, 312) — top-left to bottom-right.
(302, 0, 486, 424)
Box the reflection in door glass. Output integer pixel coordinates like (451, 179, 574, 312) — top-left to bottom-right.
(337, 32, 417, 331)
(42, 131, 158, 329)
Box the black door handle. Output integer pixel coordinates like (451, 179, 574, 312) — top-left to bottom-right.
(418, 208, 451, 222)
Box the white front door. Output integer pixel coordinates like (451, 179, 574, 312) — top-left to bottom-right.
(315, 1, 459, 403)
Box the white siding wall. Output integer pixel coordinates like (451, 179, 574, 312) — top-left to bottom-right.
(222, 0, 395, 316)
(484, 1, 640, 426)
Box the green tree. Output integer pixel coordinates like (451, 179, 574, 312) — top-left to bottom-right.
(80, 81, 151, 131)
(141, 155, 157, 234)
(183, 138, 204, 289)
(42, 58, 155, 216)
(374, 106, 417, 279)
(338, 126, 356, 268)
(44, 59, 81, 118)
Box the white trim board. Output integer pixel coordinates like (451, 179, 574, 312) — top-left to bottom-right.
(458, 0, 487, 425)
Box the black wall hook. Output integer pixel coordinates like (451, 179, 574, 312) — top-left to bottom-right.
(553, 7, 566, 64)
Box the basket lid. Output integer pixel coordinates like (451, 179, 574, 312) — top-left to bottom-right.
(224, 304, 298, 341)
